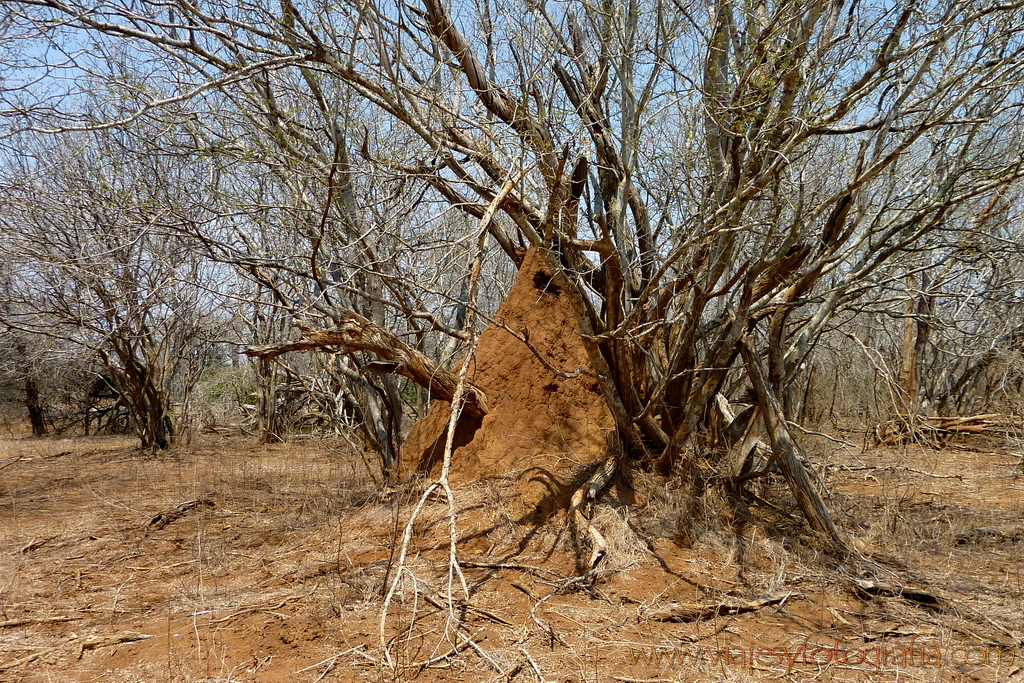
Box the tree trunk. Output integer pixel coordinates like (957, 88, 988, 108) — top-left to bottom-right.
(135, 370, 174, 450)
(328, 355, 397, 471)
(24, 369, 47, 437)
(932, 326, 1024, 415)
(741, 337, 847, 554)
(100, 349, 175, 450)
(255, 357, 282, 444)
(13, 339, 47, 437)
(899, 273, 933, 413)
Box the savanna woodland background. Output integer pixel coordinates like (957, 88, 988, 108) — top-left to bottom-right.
(0, 0, 1023, 681)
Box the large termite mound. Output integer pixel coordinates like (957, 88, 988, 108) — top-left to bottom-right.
(398, 249, 614, 515)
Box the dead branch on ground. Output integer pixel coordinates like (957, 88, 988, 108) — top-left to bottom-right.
(875, 413, 1018, 445)
(146, 499, 215, 532)
(643, 590, 800, 623)
(0, 616, 78, 628)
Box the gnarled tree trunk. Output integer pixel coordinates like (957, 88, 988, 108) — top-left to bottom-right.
(13, 339, 47, 437)
(99, 346, 175, 451)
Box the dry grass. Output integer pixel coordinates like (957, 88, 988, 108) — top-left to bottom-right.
(0, 429, 1022, 682)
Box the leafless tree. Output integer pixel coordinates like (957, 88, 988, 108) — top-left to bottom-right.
(0, 123, 220, 449)
(3, 0, 1024, 542)
(0, 326, 49, 436)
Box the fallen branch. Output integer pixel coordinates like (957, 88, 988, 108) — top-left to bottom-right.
(457, 559, 566, 579)
(0, 616, 78, 629)
(18, 536, 57, 553)
(529, 568, 614, 644)
(458, 629, 503, 673)
(0, 455, 23, 471)
(851, 578, 943, 606)
(147, 499, 215, 531)
(293, 645, 367, 674)
(420, 589, 515, 627)
(76, 631, 153, 658)
(954, 527, 1024, 544)
(875, 413, 1014, 445)
(861, 627, 933, 642)
(209, 591, 315, 624)
(393, 628, 487, 670)
(519, 647, 544, 681)
(0, 648, 54, 672)
(852, 578, 1018, 642)
(643, 591, 799, 623)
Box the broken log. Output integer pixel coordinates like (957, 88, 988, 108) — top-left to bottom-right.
(874, 413, 1012, 445)
(244, 314, 489, 417)
(644, 591, 799, 622)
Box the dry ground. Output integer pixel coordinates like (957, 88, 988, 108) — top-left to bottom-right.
(1, 426, 1022, 682)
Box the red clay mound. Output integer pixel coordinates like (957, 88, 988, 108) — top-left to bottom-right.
(398, 249, 613, 514)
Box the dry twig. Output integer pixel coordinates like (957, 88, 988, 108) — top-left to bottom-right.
(0, 616, 77, 628)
